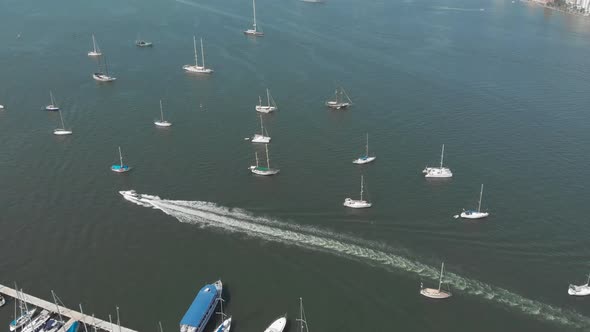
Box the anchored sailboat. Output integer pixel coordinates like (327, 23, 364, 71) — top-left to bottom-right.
(250, 145, 279, 175)
(296, 298, 309, 332)
(352, 133, 376, 164)
(183, 36, 213, 74)
(256, 88, 277, 113)
(111, 146, 131, 173)
(343, 175, 372, 208)
(251, 114, 271, 143)
(460, 184, 489, 219)
(325, 87, 352, 109)
(53, 109, 73, 135)
(568, 273, 590, 296)
(420, 262, 452, 299)
(45, 91, 59, 111)
(88, 34, 102, 57)
(93, 55, 116, 82)
(263, 316, 287, 332)
(244, 0, 264, 36)
(154, 99, 172, 127)
(423, 144, 452, 178)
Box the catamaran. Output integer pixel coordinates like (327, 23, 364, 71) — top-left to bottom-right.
(343, 175, 372, 208)
(256, 89, 277, 113)
(88, 34, 102, 56)
(352, 133, 376, 164)
(460, 184, 489, 219)
(250, 145, 280, 175)
(423, 144, 452, 178)
(183, 36, 213, 74)
(296, 298, 309, 332)
(111, 146, 131, 173)
(45, 91, 59, 111)
(325, 87, 352, 110)
(53, 109, 73, 135)
(569, 273, 590, 296)
(180, 280, 223, 332)
(93, 55, 116, 82)
(135, 34, 153, 47)
(244, 0, 264, 36)
(263, 316, 287, 332)
(420, 262, 452, 299)
(155, 100, 172, 127)
(251, 114, 271, 143)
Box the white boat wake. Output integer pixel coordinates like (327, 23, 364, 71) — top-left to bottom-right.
(120, 190, 590, 329)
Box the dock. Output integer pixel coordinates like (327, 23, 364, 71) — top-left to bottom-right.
(0, 284, 138, 332)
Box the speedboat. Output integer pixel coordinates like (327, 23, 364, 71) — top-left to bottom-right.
(213, 317, 231, 332)
(263, 316, 287, 332)
(93, 73, 116, 82)
(135, 40, 153, 47)
(568, 274, 590, 296)
(9, 308, 37, 331)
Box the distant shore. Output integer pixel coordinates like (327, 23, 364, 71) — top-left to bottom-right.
(521, 0, 590, 18)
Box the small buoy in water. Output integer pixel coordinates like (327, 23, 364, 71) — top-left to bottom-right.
(244, 137, 250, 141)
(0, 105, 4, 110)
(453, 215, 459, 219)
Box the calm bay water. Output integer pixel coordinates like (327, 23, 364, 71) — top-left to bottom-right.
(1, 0, 590, 331)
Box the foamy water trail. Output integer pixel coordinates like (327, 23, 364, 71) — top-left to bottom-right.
(120, 190, 590, 329)
(432, 6, 486, 12)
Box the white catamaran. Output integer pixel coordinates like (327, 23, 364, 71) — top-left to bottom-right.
(343, 175, 372, 208)
(459, 184, 489, 219)
(325, 87, 352, 109)
(352, 133, 376, 164)
(250, 145, 279, 175)
(256, 88, 277, 113)
(93, 55, 116, 82)
(251, 114, 271, 143)
(88, 34, 102, 57)
(263, 316, 287, 332)
(183, 36, 213, 74)
(53, 109, 73, 135)
(420, 262, 452, 299)
(154, 99, 172, 127)
(244, 0, 264, 36)
(423, 144, 452, 178)
(45, 91, 59, 111)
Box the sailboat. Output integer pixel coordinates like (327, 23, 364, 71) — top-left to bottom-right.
(88, 34, 102, 57)
(423, 144, 452, 178)
(263, 316, 287, 332)
(212, 298, 232, 332)
(154, 100, 172, 127)
(111, 146, 131, 173)
(53, 109, 73, 135)
(9, 289, 37, 331)
(325, 87, 352, 109)
(135, 33, 153, 47)
(255, 89, 277, 113)
(296, 298, 309, 332)
(45, 91, 59, 111)
(460, 184, 489, 219)
(251, 114, 271, 143)
(93, 55, 116, 82)
(568, 273, 590, 296)
(343, 175, 372, 208)
(420, 262, 452, 299)
(352, 133, 376, 164)
(244, 0, 264, 36)
(183, 36, 213, 74)
(38, 291, 65, 332)
(250, 145, 279, 175)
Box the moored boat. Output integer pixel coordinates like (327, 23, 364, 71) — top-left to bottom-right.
(250, 145, 279, 176)
(263, 316, 287, 332)
(180, 280, 223, 332)
(459, 184, 489, 219)
(111, 146, 132, 173)
(244, 0, 264, 36)
(9, 308, 37, 331)
(343, 175, 372, 208)
(423, 144, 452, 178)
(568, 273, 590, 296)
(352, 133, 376, 164)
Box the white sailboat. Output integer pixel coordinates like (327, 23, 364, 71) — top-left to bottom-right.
(88, 34, 102, 57)
(423, 144, 452, 178)
(325, 87, 352, 109)
(296, 298, 309, 332)
(183, 36, 213, 74)
(53, 109, 73, 135)
(111, 146, 131, 173)
(263, 316, 287, 332)
(255, 89, 277, 113)
(93, 55, 116, 82)
(213, 298, 231, 332)
(343, 175, 372, 208)
(352, 133, 376, 164)
(568, 273, 590, 296)
(45, 91, 59, 111)
(420, 262, 452, 299)
(244, 0, 264, 36)
(251, 114, 271, 143)
(250, 145, 279, 175)
(9, 288, 37, 332)
(154, 100, 172, 127)
(459, 184, 489, 219)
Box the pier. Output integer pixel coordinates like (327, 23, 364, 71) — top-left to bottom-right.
(0, 284, 138, 332)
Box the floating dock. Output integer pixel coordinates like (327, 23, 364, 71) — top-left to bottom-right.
(0, 284, 137, 332)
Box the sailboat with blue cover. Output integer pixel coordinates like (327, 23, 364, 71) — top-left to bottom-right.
(352, 133, 376, 164)
(111, 146, 131, 173)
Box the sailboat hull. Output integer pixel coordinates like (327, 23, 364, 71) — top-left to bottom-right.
(53, 129, 73, 135)
(45, 105, 59, 111)
(251, 134, 271, 143)
(263, 317, 286, 332)
(256, 105, 277, 113)
(88, 51, 102, 57)
(155, 121, 172, 127)
(423, 167, 453, 178)
(460, 211, 489, 219)
(343, 198, 372, 208)
(353, 156, 376, 164)
(93, 73, 116, 82)
(244, 30, 264, 36)
(183, 65, 213, 74)
(111, 165, 131, 173)
(325, 102, 350, 109)
(420, 288, 452, 299)
(250, 166, 279, 176)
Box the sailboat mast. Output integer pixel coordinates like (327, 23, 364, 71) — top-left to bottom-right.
(79, 304, 89, 332)
(360, 175, 364, 201)
(252, 0, 257, 30)
(193, 36, 198, 66)
(299, 298, 304, 332)
(200, 38, 205, 68)
(258, 96, 262, 107)
(255, 152, 259, 167)
(160, 100, 164, 122)
(259, 114, 264, 134)
(366, 133, 369, 156)
(265, 144, 270, 168)
(438, 263, 444, 292)
(118, 146, 123, 167)
(50, 91, 55, 105)
(58, 110, 66, 129)
(104, 56, 110, 76)
(92, 34, 97, 53)
(116, 306, 121, 332)
(440, 144, 445, 168)
(478, 184, 484, 212)
(266, 89, 270, 107)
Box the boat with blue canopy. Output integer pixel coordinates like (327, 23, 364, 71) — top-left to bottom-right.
(180, 280, 222, 332)
(111, 146, 131, 173)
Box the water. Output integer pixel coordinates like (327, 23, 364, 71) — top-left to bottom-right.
(1, 0, 590, 331)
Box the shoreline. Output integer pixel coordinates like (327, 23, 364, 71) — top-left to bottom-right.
(521, 0, 590, 18)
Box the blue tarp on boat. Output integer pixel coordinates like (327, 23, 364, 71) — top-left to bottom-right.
(180, 283, 218, 329)
(66, 321, 79, 332)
